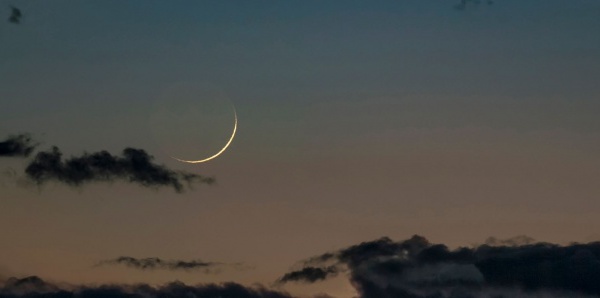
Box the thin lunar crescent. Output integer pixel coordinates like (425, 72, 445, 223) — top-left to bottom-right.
(171, 107, 237, 164)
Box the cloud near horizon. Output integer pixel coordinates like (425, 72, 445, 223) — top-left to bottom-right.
(276, 266, 338, 285)
(0, 275, 294, 298)
(97, 256, 223, 272)
(278, 235, 600, 298)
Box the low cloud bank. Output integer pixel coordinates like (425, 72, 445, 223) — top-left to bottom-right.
(278, 235, 600, 298)
(0, 275, 294, 298)
(276, 266, 338, 284)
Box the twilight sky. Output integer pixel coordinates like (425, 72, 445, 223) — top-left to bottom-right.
(1, 1, 600, 297)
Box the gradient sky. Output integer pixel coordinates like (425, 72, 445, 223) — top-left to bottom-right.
(1, 1, 600, 297)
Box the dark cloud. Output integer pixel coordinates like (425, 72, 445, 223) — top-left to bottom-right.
(276, 266, 338, 284)
(24, 146, 214, 192)
(0, 275, 295, 298)
(484, 235, 536, 247)
(0, 133, 213, 192)
(312, 294, 337, 298)
(97, 256, 221, 272)
(1, 276, 61, 296)
(8, 6, 21, 24)
(0, 134, 37, 157)
(279, 235, 600, 298)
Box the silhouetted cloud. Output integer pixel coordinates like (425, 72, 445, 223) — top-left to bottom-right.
(279, 235, 600, 298)
(484, 234, 536, 247)
(276, 266, 338, 284)
(0, 134, 37, 157)
(97, 256, 221, 272)
(0, 275, 295, 298)
(1, 276, 60, 296)
(0, 133, 213, 192)
(8, 6, 21, 24)
(312, 294, 337, 298)
(24, 146, 214, 192)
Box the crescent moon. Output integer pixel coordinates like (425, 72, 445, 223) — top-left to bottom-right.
(171, 107, 237, 164)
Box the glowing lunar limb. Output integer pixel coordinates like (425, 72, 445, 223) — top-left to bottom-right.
(171, 107, 237, 163)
